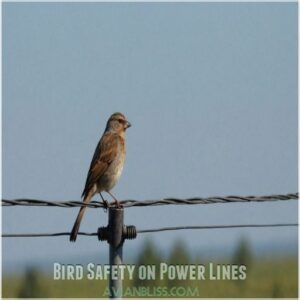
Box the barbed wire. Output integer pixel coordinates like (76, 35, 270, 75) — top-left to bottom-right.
(2, 193, 298, 208)
(2, 223, 297, 238)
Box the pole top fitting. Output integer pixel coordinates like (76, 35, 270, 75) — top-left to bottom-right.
(97, 225, 137, 242)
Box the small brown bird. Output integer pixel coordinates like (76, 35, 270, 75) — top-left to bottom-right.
(70, 112, 131, 242)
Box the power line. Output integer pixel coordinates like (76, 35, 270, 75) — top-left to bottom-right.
(137, 223, 298, 233)
(2, 232, 97, 237)
(2, 193, 298, 208)
(2, 223, 297, 238)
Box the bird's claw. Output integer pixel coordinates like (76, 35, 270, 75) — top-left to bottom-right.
(114, 200, 123, 209)
(102, 199, 109, 212)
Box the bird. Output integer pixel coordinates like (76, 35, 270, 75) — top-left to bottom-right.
(70, 112, 131, 242)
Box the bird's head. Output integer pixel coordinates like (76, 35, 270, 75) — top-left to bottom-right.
(106, 112, 131, 133)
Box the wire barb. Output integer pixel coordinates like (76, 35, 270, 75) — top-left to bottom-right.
(2, 193, 298, 208)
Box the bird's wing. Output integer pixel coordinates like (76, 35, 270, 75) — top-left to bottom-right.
(81, 132, 119, 199)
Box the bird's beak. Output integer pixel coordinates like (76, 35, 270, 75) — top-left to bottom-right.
(126, 121, 131, 129)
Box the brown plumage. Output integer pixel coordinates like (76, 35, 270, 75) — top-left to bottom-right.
(70, 112, 131, 242)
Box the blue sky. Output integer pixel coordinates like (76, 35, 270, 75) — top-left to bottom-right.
(2, 3, 297, 273)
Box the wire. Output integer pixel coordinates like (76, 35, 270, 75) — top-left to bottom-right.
(2, 232, 97, 237)
(2, 223, 297, 238)
(2, 193, 298, 208)
(137, 223, 298, 233)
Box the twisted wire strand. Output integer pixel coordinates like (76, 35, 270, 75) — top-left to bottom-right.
(2, 223, 298, 238)
(2, 193, 298, 208)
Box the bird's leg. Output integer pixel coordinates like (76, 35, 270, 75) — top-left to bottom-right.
(107, 191, 123, 208)
(99, 192, 109, 212)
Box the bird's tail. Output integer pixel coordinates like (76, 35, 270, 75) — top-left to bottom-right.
(70, 193, 93, 242)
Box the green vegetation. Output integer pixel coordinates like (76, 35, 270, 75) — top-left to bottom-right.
(17, 267, 47, 298)
(3, 238, 298, 298)
(232, 237, 252, 270)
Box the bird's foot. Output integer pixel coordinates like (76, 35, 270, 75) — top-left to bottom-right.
(102, 199, 109, 212)
(114, 200, 123, 209)
(107, 191, 123, 208)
